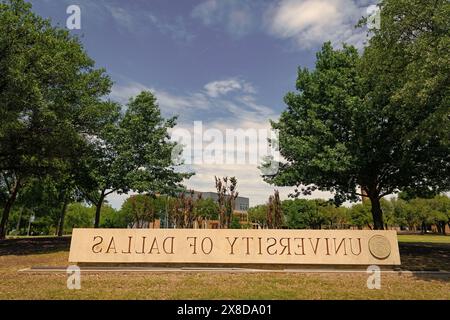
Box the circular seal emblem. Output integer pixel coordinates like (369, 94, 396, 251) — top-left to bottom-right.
(369, 235, 391, 259)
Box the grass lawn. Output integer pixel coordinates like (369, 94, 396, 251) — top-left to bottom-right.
(0, 236, 449, 300)
(397, 234, 450, 244)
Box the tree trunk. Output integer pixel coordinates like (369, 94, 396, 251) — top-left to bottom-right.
(435, 223, 442, 234)
(0, 181, 21, 239)
(439, 222, 446, 235)
(369, 196, 384, 230)
(94, 202, 102, 228)
(16, 207, 24, 233)
(57, 196, 69, 237)
(94, 194, 105, 228)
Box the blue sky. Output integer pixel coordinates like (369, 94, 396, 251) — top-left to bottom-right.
(29, 0, 374, 208)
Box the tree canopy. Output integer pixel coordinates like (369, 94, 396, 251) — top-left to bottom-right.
(0, 0, 113, 238)
(0, 0, 192, 237)
(79, 91, 191, 228)
(265, 0, 449, 229)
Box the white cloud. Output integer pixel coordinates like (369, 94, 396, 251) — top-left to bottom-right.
(110, 82, 210, 113)
(104, 4, 135, 32)
(203, 78, 255, 98)
(146, 14, 194, 42)
(122, 116, 327, 206)
(99, 3, 194, 42)
(106, 78, 338, 209)
(191, 0, 257, 37)
(218, 100, 274, 123)
(111, 78, 268, 122)
(107, 78, 289, 207)
(106, 149, 334, 209)
(191, 0, 372, 49)
(109, 82, 149, 104)
(237, 95, 273, 116)
(266, 0, 370, 49)
(191, 0, 219, 25)
(228, 9, 253, 35)
(204, 79, 241, 98)
(155, 90, 210, 112)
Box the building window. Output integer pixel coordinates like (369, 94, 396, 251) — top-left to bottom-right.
(239, 204, 248, 211)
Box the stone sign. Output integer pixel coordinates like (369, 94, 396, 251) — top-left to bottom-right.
(69, 228, 401, 266)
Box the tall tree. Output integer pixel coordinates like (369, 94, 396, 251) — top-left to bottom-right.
(273, 190, 283, 229)
(194, 197, 219, 228)
(360, 0, 450, 212)
(264, 0, 449, 229)
(281, 199, 327, 230)
(0, 0, 112, 238)
(349, 203, 373, 230)
(120, 194, 165, 228)
(247, 204, 267, 228)
(266, 191, 283, 229)
(80, 91, 191, 228)
(215, 176, 238, 229)
(171, 191, 196, 229)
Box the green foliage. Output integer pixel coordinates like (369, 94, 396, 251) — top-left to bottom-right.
(64, 203, 94, 231)
(194, 198, 219, 220)
(404, 196, 450, 234)
(119, 92, 191, 193)
(169, 191, 197, 228)
(267, 190, 283, 229)
(2, 0, 448, 236)
(215, 176, 238, 228)
(247, 194, 449, 232)
(230, 215, 241, 229)
(265, 0, 450, 230)
(80, 91, 192, 227)
(0, 0, 114, 238)
(349, 202, 373, 229)
(120, 194, 167, 228)
(99, 205, 126, 228)
(361, 0, 450, 197)
(6, 177, 68, 235)
(282, 199, 326, 229)
(319, 205, 351, 229)
(64, 203, 122, 232)
(248, 205, 267, 228)
(380, 198, 395, 227)
(267, 43, 364, 205)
